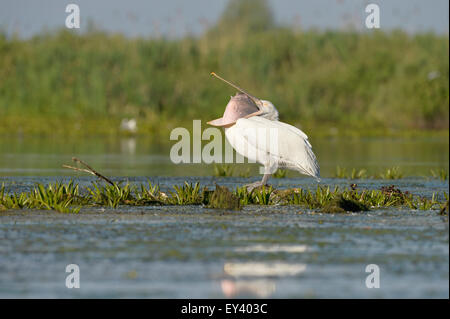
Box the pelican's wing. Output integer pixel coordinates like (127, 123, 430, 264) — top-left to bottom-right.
(248, 116, 310, 145)
(234, 117, 320, 179)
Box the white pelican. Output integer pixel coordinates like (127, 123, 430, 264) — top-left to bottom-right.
(208, 73, 320, 190)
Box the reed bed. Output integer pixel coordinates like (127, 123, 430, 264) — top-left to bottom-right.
(1, 180, 447, 214)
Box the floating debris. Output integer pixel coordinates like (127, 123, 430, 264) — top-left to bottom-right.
(321, 196, 370, 213)
(208, 185, 241, 210)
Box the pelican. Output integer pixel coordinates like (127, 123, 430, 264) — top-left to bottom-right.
(208, 72, 320, 190)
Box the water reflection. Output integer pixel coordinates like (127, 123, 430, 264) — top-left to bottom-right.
(0, 136, 448, 176)
(234, 244, 308, 253)
(221, 279, 276, 298)
(221, 244, 309, 298)
(224, 262, 307, 277)
(120, 137, 136, 155)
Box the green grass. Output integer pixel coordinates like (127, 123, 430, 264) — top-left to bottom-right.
(1, 180, 447, 214)
(378, 167, 404, 180)
(0, 181, 81, 213)
(168, 182, 203, 205)
(273, 169, 288, 179)
(86, 182, 135, 208)
(333, 166, 435, 180)
(213, 165, 436, 180)
(213, 164, 235, 177)
(213, 164, 251, 178)
(430, 168, 449, 181)
(0, 7, 448, 137)
(208, 184, 241, 210)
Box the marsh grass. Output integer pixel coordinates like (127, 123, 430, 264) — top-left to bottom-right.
(168, 182, 203, 205)
(273, 169, 288, 179)
(430, 169, 449, 181)
(213, 164, 251, 178)
(0, 181, 81, 213)
(378, 167, 404, 180)
(86, 182, 135, 208)
(332, 166, 442, 180)
(350, 168, 368, 179)
(334, 166, 348, 179)
(0, 184, 28, 210)
(0, 180, 447, 214)
(213, 164, 235, 177)
(252, 186, 274, 205)
(321, 196, 370, 213)
(440, 195, 449, 215)
(208, 185, 241, 210)
(135, 181, 164, 204)
(0, 25, 448, 136)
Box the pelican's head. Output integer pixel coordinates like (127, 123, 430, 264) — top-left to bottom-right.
(207, 72, 280, 126)
(259, 100, 279, 121)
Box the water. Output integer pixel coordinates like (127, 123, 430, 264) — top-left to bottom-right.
(0, 136, 448, 177)
(0, 136, 448, 298)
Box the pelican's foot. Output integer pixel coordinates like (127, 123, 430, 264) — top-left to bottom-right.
(245, 181, 269, 193)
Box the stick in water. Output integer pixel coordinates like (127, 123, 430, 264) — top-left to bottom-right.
(62, 157, 115, 185)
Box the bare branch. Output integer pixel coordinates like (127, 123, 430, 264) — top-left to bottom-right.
(62, 158, 115, 185)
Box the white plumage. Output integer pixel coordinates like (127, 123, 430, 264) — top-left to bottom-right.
(207, 72, 320, 189)
(225, 116, 320, 181)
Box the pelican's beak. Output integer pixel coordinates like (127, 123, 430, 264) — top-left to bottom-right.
(207, 92, 262, 127)
(210, 72, 263, 109)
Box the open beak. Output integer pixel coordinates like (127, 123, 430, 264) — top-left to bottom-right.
(207, 91, 262, 127)
(207, 72, 264, 127)
(210, 72, 263, 109)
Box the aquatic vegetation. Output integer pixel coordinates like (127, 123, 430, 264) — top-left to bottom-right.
(430, 169, 448, 181)
(0, 181, 81, 213)
(208, 185, 241, 210)
(233, 185, 274, 205)
(0, 180, 447, 213)
(213, 164, 235, 177)
(440, 195, 449, 215)
(350, 168, 367, 180)
(213, 164, 251, 178)
(252, 186, 274, 205)
(238, 168, 251, 178)
(334, 166, 348, 179)
(332, 166, 450, 180)
(276, 186, 336, 208)
(334, 167, 368, 179)
(135, 181, 164, 205)
(28, 182, 80, 213)
(168, 182, 203, 205)
(321, 196, 369, 213)
(1, 21, 448, 137)
(0, 184, 28, 210)
(234, 186, 253, 206)
(86, 182, 135, 208)
(378, 167, 404, 180)
(272, 169, 287, 179)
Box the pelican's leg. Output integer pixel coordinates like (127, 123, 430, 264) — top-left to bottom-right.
(245, 173, 271, 192)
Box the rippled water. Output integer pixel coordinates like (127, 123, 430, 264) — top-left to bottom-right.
(0, 176, 448, 298)
(0, 136, 448, 298)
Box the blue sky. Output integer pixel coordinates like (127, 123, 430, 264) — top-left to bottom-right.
(0, 0, 448, 38)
